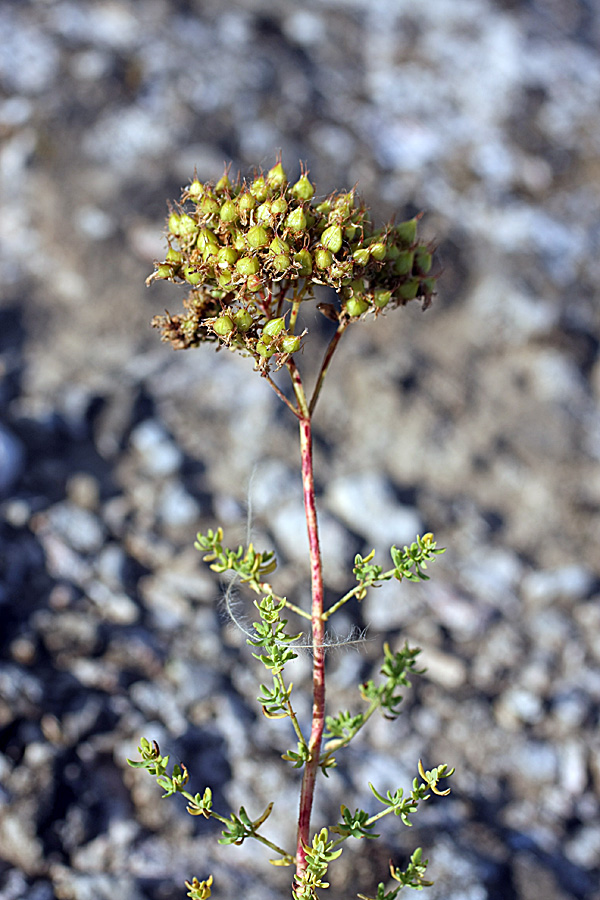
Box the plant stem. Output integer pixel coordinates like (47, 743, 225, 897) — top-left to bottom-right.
(309, 321, 348, 415)
(288, 361, 326, 883)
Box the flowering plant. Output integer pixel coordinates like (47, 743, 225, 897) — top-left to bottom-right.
(129, 160, 453, 900)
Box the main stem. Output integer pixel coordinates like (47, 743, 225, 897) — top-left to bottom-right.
(295, 411, 326, 881)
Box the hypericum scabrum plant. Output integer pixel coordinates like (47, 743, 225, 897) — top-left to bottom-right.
(128, 160, 453, 900)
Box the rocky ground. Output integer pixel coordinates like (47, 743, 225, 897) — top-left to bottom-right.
(1, 1, 599, 899)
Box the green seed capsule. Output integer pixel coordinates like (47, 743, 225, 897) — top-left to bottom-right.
(256, 339, 275, 358)
(166, 248, 183, 264)
(256, 202, 272, 223)
(321, 224, 343, 254)
(215, 174, 231, 193)
(397, 279, 420, 300)
(373, 289, 392, 308)
(197, 227, 218, 252)
(213, 315, 235, 336)
(285, 207, 307, 231)
(217, 246, 239, 267)
(200, 196, 220, 216)
(217, 270, 233, 288)
(315, 200, 331, 216)
(234, 309, 253, 332)
(352, 248, 370, 266)
(291, 174, 315, 200)
(345, 297, 369, 317)
(236, 256, 260, 277)
(270, 196, 288, 216)
(395, 217, 418, 247)
(263, 316, 286, 338)
(250, 176, 268, 202)
(156, 264, 173, 279)
(232, 230, 246, 251)
(414, 247, 432, 274)
(272, 253, 291, 272)
(183, 265, 202, 285)
(369, 241, 386, 261)
(393, 250, 414, 276)
(315, 248, 333, 269)
(178, 214, 198, 237)
(269, 236, 290, 255)
(246, 274, 263, 292)
(187, 180, 203, 201)
(219, 200, 238, 223)
(237, 192, 256, 212)
(344, 224, 359, 241)
(293, 249, 313, 276)
(267, 162, 287, 188)
(281, 334, 301, 353)
(168, 213, 181, 234)
(246, 224, 270, 249)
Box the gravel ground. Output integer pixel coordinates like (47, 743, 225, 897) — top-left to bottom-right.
(1, 2, 600, 899)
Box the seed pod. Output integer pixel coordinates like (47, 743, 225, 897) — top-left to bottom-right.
(234, 309, 253, 332)
(218, 270, 233, 288)
(219, 200, 238, 223)
(321, 224, 343, 254)
(156, 264, 173, 279)
(246, 274, 263, 292)
(256, 202, 272, 223)
(352, 248, 370, 266)
(369, 241, 386, 261)
(344, 224, 359, 241)
(395, 217, 418, 247)
(236, 256, 260, 277)
(187, 180, 204, 201)
(291, 174, 315, 200)
(393, 250, 414, 276)
(373, 289, 392, 308)
(316, 200, 332, 216)
(250, 176, 268, 202)
(345, 296, 369, 317)
(270, 196, 288, 216)
(213, 315, 235, 336)
(414, 246, 432, 274)
(397, 279, 420, 300)
(293, 249, 313, 276)
(269, 236, 290, 255)
(237, 191, 256, 212)
(217, 246, 239, 267)
(215, 173, 231, 193)
(263, 316, 286, 338)
(281, 334, 301, 353)
(256, 339, 275, 358)
(166, 248, 183, 264)
(267, 162, 287, 188)
(200, 195, 220, 216)
(272, 253, 291, 272)
(232, 230, 247, 251)
(315, 248, 333, 269)
(197, 228, 219, 253)
(246, 224, 270, 249)
(168, 212, 181, 234)
(177, 214, 198, 237)
(285, 207, 307, 231)
(183, 265, 202, 285)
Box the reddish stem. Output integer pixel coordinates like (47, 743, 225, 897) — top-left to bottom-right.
(295, 411, 326, 881)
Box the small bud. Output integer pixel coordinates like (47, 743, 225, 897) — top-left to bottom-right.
(234, 309, 253, 332)
(414, 247, 432, 274)
(352, 248, 370, 266)
(369, 241, 386, 261)
(373, 289, 392, 308)
(285, 207, 307, 231)
(267, 162, 287, 188)
(270, 196, 288, 216)
(263, 317, 286, 338)
(293, 249, 313, 276)
(250, 176, 268, 202)
(345, 297, 369, 317)
(394, 217, 418, 247)
(321, 224, 343, 254)
(291, 174, 315, 200)
(213, 315, 235, 336)
(315, 248, 333, 269)
(219, 200, 238, 223)
(236, 256, 260, 277)
(280, 334, 301, 353)
(246, 224, 270, 249)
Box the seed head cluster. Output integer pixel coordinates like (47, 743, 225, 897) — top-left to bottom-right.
(149, 161, 437, 369)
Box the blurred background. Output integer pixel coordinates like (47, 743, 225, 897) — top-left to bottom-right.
(1, 1, 599, 899)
